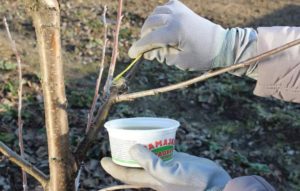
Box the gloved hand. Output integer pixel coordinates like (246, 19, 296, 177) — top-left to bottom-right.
(129, 0, 257, 75)
(101, 144, 231, 191)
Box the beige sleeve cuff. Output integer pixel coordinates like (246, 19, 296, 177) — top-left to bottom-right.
(254, 27, 300, 103)
(223, 176, 275, 191)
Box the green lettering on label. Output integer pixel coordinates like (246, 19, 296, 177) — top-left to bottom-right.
(151, 145, 174, 161)
(151, 145, 173, 153)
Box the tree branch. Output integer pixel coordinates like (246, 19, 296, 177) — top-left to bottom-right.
(75, 90, 117, 163)
(0, 141, 49, 189)
(86, 5, 108, 133)
(3, 16, 28, 191)
(115, 39, 300, 102)
(103, 0, 123, 96)
(25, 0, 77, 190)
(75, 1, 124, 163)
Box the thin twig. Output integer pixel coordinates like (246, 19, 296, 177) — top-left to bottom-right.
(3, 17, 28, 191)
(0, 141, 49, 188)
(75, 163, 84, 191)
(115, 38, 300, 103)
(98, 184, 145, 191)
(103, 0, 123, 96)
(75, 1, 124, 165)
(86, 5, 108, 134)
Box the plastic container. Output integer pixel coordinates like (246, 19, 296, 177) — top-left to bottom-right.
(104, 117, 180, 167)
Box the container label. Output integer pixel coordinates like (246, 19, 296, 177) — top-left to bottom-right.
(110, 137, 175, 166)
(147, 138, 175, 161)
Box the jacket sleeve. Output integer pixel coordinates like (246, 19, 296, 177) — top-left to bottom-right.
(253, 27, 300, 103)
(223, 176, 276, 191)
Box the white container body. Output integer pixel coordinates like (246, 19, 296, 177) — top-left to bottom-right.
(104, 117, 180, 167)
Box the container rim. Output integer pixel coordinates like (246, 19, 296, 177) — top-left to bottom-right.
(104, 117, 180, 133)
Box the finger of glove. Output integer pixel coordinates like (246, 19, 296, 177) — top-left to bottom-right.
(101, 157, 160, 187)
(141, 14, 170, 38)
(163, 0, 188, 14)
(165, 53, 191, 71)
(143, 47, 180, 63)
(165, 53, 179, 66)
(130, 145, 188, 185)
(130, 144, 163, 174)
(166, 52, 212, 71)
(128, 27, 177, 58)
(153, 0, 182, 14)
(152, 5, 173, 15)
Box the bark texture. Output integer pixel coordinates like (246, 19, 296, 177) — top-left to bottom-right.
(24, 0, 76, 190)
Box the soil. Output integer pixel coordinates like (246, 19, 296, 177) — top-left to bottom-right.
(0, 0, 300, 191)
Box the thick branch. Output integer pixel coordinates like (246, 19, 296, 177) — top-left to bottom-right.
(103, 0, 123, 95)
(25, 0, 77, 190)
(115, 39, 300, 102)
(0, 141, 49, 188)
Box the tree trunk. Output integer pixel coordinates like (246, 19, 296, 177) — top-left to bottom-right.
(24, 0, 76, 190)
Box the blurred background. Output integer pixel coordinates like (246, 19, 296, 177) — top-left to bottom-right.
(0, 0, 300, 190)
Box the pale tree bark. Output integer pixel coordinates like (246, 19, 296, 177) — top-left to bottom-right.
(23, 0, 76, 190)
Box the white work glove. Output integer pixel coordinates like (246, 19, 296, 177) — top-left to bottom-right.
(101, 144, 231, 191)
(129, 0, 257, 76)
